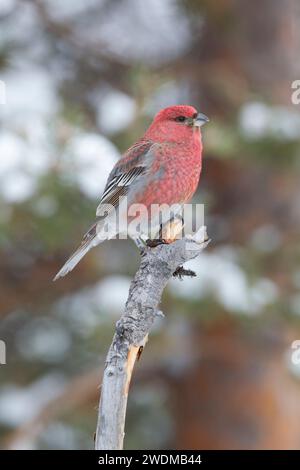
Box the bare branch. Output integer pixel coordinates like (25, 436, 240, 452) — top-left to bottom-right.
(95, 227, 210, 450)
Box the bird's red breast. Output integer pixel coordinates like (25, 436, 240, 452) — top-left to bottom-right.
(131, 105, 203, 208)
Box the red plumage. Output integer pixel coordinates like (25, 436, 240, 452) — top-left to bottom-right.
(54, 105, 208, 280)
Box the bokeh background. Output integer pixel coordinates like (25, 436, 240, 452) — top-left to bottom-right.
(1, 0, 300, 450)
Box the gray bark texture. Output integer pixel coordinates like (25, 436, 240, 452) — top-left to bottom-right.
(95, 227, 209, 450)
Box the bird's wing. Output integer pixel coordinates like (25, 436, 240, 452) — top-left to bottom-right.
(53, 141, 156, 281)
(96, 140, 155, 216)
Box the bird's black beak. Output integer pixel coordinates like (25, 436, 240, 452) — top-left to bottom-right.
(193, 112, 209, 127)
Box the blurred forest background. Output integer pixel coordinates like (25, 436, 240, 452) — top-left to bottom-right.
(1, 0, 300, 450)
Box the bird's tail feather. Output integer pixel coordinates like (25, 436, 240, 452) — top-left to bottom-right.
(53, 221, 103, 281)
(53, 240, 94, 281)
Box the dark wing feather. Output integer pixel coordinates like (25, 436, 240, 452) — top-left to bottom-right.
(96, 141, 154, 216)
(53, 142, 155, 280)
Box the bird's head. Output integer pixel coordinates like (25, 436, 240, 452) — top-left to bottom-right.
(145, 105, 209, 143)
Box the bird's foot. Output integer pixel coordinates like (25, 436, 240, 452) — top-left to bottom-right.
(132, 236, 148, 254)
(173, 266, 196, 279)
(146, 238, 168, 248)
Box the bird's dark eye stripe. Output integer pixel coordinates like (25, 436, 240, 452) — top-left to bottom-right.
(175, 116, 186, 122)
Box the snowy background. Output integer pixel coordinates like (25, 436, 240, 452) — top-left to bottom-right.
(1, 0, 300, 450)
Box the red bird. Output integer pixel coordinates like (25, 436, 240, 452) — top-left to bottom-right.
(54, 105, 209, 280)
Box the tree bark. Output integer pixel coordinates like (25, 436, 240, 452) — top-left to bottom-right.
(95, 226, 209, 450)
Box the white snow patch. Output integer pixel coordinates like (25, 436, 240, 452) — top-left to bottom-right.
(96, 90, 136, 134)
(55, 275, 131, 336)
(240, 102, 300, 140)
(0, 0, 16, 15)
(63, 133, 120, 198)
(1, 67, 58, 120)
(0, 171, 36, 203)
(0, 374, 66, 426)
(16, 318, 72, 363)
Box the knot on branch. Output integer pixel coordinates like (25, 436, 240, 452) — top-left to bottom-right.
(115, 304, 158, 347)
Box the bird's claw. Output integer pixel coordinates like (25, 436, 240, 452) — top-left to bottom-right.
(145, 238, 168, 248)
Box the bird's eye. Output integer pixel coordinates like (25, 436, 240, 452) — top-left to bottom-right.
(175, 116, 186, 122)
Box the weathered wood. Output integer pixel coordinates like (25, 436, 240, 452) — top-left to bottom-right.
(95, 227, 209, 450)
